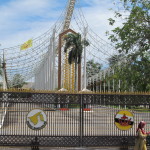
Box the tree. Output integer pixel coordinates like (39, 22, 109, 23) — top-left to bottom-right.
(108, 54, 125, 67)
(108, 0, 150, 60)
(64, 33, 89, 90)
(8, 74, 26, 88)
(130, 54, 150, 91)
(107, 53, 150, 92)
(107, 0, 150, 92)
(86, 59, 102, 78)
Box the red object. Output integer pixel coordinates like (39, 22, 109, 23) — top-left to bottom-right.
(119, 114, 131, 126)
(121, 114, 128, 120)
(59, 108, 69, 111)
(136, 121, 147, 134)
(83, 108, 91, 111)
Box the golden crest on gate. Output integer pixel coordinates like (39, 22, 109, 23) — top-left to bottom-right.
(26, 109, 47, 130)
(115, 110, 134, 130)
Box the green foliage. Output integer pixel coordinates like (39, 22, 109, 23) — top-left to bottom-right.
(108, 0, 150, 59)
(64, 33, 89, 64)
(108, 53, 150, 91)
(68, 104, 80, 108)
(107, 0, 150, 92)
(108, 18, 115, 25)
(64, 33, 89, 90)
(86, 59, 102, 78)
(8, 74, 26, 88)
(108, 54, 124, 66)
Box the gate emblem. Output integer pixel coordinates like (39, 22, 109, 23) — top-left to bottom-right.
(26, 109, 47, 130)
(115, 110, 134, 130)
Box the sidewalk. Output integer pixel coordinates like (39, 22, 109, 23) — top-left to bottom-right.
(0, 147, 134, 150)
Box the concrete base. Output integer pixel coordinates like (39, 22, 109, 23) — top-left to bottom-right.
(81, 88, 91, 92)
(58, 88, 68, 92)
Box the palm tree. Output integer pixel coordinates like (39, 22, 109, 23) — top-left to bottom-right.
(64, 33, 89, 90)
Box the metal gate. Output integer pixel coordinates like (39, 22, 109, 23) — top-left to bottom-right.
(0, 91, 150, 148)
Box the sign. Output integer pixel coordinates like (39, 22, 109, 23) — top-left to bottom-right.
(115, 110, 134, 130)
(26, 109, 47, 130)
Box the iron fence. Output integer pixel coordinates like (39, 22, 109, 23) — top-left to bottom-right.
(0, 92, 150, 148)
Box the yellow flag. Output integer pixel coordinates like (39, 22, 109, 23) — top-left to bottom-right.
(20, 39, 32, 50)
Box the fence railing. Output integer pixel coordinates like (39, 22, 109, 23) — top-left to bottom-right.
(0, 91, 150, 148)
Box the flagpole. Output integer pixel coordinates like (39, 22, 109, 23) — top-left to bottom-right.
(2, 50, 7, 90)
(52, 28, 56, 90)
(83, 26, 88, 90)
(0, 48, 8, 129)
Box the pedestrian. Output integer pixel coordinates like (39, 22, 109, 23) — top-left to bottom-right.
(134, 121, 150, 150)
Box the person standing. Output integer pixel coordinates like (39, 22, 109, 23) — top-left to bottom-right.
(134, 121, 150, 150)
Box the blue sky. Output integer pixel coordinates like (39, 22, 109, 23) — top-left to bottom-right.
(0, 0, 123, 49)
(0, 0, 127, 82)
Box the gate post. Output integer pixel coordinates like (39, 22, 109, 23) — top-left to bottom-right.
(120, 137, 128, 150)
(31, 136, 39, 150)
(79, 94, 83, 147)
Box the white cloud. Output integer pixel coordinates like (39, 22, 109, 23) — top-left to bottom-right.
(70, 0, 127, 68)
(0, 0, 60, 18)
(0, 0, 125, 48)
(0, 0, 128, 82)
(0, 0, 126, 60)
(77, 0, 124, 41)
(0, 0, 66, 48)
